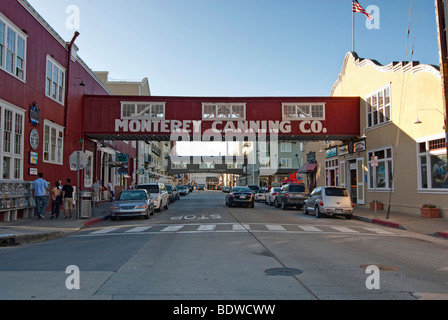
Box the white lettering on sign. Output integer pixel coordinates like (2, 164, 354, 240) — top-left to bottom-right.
(115, 119, 326, 135)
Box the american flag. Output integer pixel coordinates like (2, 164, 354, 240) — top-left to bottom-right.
(353, 0, 372, 20)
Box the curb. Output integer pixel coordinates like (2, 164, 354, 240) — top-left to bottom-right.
(9, 214, 110, 246)
(436, 231, 448, 239)
(353, 215, 406, 230)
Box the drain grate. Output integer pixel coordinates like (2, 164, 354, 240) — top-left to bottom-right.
(265, 268, 302, 277)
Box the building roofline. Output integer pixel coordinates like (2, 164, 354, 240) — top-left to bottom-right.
(18, 0, 112, 95)
(330, 52, 441, 96)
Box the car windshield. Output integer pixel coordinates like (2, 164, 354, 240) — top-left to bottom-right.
(118, 191, 147, 201)
(232, 187, 251, 193)
(137, 185, 159, 193)
(248, 186, 260, 191)
(177, 186, 185, 190)
(271, 188, 281, 192)
(165, 185, 173, 191)
(289, 185, 306, 192)
(325, 188, 349, 197)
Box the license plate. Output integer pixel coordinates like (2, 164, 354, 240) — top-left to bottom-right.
(335, 209, 343, 213)
(239, 196, 246, 199)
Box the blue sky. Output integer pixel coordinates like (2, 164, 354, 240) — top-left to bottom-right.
(27, 0, 439, 97)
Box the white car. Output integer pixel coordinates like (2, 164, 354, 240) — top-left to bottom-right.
(136, 183, 169, 212)
(265, 187, 282, 206)
(303, 187, 354, 219)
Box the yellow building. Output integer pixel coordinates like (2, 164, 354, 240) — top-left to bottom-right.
(304, 52, 447, 217)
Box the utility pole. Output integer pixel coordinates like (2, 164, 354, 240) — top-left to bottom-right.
(435, 0, 448, 159)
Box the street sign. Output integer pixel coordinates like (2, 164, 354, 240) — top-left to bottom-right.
(70, 151, 88, 171)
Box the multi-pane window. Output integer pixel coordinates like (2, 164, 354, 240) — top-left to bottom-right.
(0, 16, 26, 81)
(202, 104, 246, 120)
(45, 57, 65, 104)
(418, 137, 448, 190)
(282, 103, 325, 120)
(366, 85, 391, 128)
(280, 158, 292, 168)
(121, 102, 166, 119)
(43, 121, 64, 164)
(0, 102, 25, 180)
(368, 147, 394, 190)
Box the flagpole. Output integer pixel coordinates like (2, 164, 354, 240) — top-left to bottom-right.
(352, 10, 355, 52)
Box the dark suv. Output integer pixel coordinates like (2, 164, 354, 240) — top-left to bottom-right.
(275, 184, 309, 210)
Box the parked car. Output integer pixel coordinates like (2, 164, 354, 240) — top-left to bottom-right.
(172, 186, 180, 200)
(265, 187, 282, 206)
(110, 189, 154, 221)
(255, 189, 267, 202)
(275, 183, 309, 210)
(226, 186, 255, 208)
(136, 183, 169, 212)
(198, 184, 206, 190)
(222, 186, 231, 193)
(303, 186, 354, 219)
(247, 185, 260, 194)
(177, 185, 188, 196)
(165, 184, 178, 203)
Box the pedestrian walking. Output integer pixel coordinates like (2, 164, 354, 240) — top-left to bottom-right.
(33, 173, 50, 220)
(50, 181, 62, 219)
(92, 180, 101, 207)
(108, 180, 115, 202)
(62, 178, 75, 220)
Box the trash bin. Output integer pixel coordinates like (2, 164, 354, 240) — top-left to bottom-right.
(79, 191, 93, 219)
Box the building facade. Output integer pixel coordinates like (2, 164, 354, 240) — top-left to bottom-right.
(304, 52, 446, 217)
(0, 0, 134, 220)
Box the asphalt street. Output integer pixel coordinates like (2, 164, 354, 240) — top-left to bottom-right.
(1, 190, 448, 301)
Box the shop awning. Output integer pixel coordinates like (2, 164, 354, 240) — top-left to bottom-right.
(298, 162, 318, 174)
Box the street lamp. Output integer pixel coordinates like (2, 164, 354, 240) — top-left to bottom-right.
(243, 142, 250, 186)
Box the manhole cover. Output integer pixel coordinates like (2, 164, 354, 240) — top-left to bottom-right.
(360, 265, 400, 272)
(265, 268, 302, 277)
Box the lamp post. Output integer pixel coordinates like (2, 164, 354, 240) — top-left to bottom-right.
(243, 142, 250, 186)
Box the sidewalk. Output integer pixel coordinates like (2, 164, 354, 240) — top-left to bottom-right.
(352, 205, 448, 239)
(0, 201, 111, 246)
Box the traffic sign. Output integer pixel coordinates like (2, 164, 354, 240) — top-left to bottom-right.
(70, 151, 89, 170)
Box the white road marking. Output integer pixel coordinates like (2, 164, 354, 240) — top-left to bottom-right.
(330, 226, 359, 233)
(90, 227, 121, 234)
(161, 225, 185, 232)
(197, 225, 217, 231)
(266, 225, 287, 231)
(233, 224, 250, 231)
(298, 226, 323, 232)
(125, 226, 153, 233)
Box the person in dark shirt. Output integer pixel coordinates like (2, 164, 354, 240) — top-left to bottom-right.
(62, 178, 75, 220)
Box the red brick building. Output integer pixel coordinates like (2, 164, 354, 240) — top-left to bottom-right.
(0, 0, 136, 220)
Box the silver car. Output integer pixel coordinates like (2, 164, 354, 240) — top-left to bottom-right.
(110, 189, 155, 221)
(303, 187, 354, 219)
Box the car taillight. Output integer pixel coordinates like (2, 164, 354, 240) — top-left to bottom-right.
(230, 193, 234, 198)
(285, 193, 289, 198)
(272, 193, 277, 196)
(319, 201, 324, 206)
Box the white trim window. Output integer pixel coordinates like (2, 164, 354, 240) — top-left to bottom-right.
(417, 135, 448, 191)
(0, 15, 27, 81)
(46, 56, 65, 105)
(280, 158, 292, 169)
(282, 103, 325, 121)
(366, 85, 391, 128)
(0, 100, 25, 180)
(368, 147, 394, 190)
(202, 103, 246, 121)
(121, 102, 166, 119)
(43, 120, 64, 165)
(280, 142, 292, 153)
